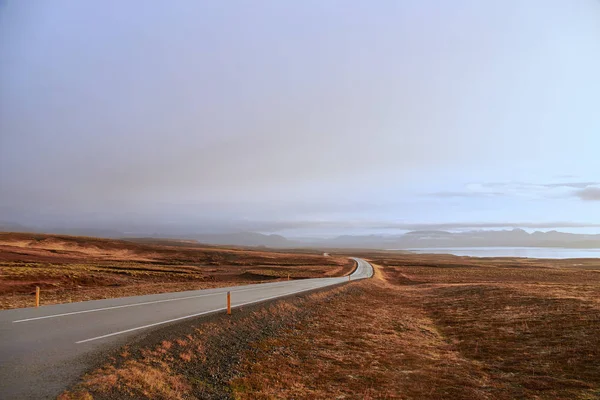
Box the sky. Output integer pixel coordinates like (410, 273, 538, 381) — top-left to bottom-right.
(1, 0, 600, 237)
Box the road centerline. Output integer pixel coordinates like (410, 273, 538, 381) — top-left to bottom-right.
(12, 292, 222, 323)
(75, 283, 330, 344)
(12, 279, 320, 323)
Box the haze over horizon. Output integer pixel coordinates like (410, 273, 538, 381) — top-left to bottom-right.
(2, 1, 600, 238)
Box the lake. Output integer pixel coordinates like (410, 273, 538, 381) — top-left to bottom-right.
(406, 247, 600, 259)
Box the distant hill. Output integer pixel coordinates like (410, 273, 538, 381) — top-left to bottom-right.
(189, 229, 600, 249)
(194, 232, 293, 248)
(309, 229, 600, 249)
(405, 230, 452, 235)
(2, 221, 600, 249)
(0, 221, 28, 232)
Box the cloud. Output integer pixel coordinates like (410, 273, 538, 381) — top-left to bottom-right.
(575, 187, 600, 201)
(428, 182, 600, 200)
(478, 181, 599, 190)
(427, 191, 505, 198)
(1, 1, 600, 233)
(246, 220, 600, 232)
(543, 182, 598, 189)
(387, 221, 600, 230)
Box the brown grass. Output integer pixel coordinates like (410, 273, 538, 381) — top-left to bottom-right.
(0, 232, 353, 309)
(60, 287, 354, 399)
(61, 252, 600, 399)
(231, 275, 491, 399)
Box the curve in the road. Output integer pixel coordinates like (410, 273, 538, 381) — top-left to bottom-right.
(0, 257, 373, 399)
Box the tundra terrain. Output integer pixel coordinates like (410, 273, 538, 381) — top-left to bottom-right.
(61, 251, 600, 399)
(0, 232, 353, 309)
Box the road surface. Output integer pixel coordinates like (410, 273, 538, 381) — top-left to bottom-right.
(0, 257, 373, 399)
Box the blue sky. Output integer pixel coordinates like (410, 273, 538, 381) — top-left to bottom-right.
(1, 1, 599, 236)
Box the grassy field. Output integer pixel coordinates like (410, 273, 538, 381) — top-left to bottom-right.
(60, 252, 600, 399)
(0, 232, 353, 309)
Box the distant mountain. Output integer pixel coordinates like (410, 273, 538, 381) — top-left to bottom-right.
(194, 232, 293, 248)
(309, 229, 600, 249)
(322, 234, 400, 248)
(0, 221, 28, 232)
(405, 230, 452, 235)
(2, 220, 600, 249)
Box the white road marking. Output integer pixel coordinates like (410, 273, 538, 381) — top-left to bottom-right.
(12, 279, 321, 323)
(13, 293, 223, 323)
(14, 260, 367, 324)
(75, 283, 330, 344)
(75, 308, 227, 344)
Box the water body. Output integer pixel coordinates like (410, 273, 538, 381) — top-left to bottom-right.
(406, 247, 600, 259)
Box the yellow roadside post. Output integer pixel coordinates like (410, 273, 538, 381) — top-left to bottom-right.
(35, 286, 40, 307)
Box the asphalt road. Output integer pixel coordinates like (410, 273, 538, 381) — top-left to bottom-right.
(0, 257, 373, 399)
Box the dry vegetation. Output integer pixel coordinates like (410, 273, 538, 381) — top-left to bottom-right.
(59, 287, 355, 400)
(61, 252, 600, 399)
(0, 232, 353, 309)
